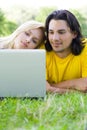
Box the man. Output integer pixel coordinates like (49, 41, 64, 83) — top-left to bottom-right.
(45, 10, 87, 93)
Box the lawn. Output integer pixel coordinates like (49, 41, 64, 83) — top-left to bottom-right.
(0, 92, 87, 130)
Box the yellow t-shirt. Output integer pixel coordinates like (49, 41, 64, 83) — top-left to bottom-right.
(39, 43, 45, 49)
(46, 40, 87, 84)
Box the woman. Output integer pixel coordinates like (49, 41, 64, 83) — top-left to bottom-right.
(0, 20, 45, 49)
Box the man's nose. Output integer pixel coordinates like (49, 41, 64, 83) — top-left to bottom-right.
(53, 33, 60, 41)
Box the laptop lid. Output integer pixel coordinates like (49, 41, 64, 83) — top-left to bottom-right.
(0, 49, 46, 97)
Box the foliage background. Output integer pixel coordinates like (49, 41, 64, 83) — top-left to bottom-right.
(0, 6, 87, 37)
(0, 5, 87, 130)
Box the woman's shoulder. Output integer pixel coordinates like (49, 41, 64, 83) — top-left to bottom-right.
(39, 43, 45, 49)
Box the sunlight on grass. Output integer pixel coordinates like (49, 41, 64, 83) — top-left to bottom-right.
(0, 92, 87, 130)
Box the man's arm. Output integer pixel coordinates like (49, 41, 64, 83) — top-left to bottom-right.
(46, 81, 74, 94)
(51, 77, 87, 92)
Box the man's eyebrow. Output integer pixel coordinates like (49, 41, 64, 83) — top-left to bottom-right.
(49, 29, 66, 31)
(58, 29, 66, 32)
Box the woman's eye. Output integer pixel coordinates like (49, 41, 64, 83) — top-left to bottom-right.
(25, 32, 30, 36)
(32, 40, 37, 44)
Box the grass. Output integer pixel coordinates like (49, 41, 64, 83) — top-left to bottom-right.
(0, 92, 87, 130)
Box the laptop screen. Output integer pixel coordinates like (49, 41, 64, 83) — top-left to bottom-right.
(0, 49, 46, 97)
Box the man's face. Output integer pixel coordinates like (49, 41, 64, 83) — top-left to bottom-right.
(48, 19, 76, 57)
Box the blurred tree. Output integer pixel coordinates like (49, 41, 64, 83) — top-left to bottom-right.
(0, 8, 17, 36)
(0, 6, 87, 38)
(70, 9, 87, 37)
(4, 6, 38, 25)
(35, 6, 57, 23)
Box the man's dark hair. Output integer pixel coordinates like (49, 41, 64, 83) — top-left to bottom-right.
(45, 9, 84, 55)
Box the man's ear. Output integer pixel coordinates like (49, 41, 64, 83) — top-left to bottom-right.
(73, 31, 77, 39)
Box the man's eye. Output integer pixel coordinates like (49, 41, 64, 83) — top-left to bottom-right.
(49, 31, 54, 34)
(59, 31, 66, 34)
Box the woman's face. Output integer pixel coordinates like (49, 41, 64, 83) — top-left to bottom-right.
(13, 28, 44, 49)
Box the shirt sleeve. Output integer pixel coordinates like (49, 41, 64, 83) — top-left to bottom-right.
(81, 43, 87, 77)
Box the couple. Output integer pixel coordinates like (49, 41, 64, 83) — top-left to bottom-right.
(0, 9, 87, 93)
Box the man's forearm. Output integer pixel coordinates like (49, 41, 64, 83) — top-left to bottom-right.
(46, 81, 74, 94)
(51, 78, 87, 92)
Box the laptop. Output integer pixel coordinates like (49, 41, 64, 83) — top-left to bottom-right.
(0, 49, 46, 98)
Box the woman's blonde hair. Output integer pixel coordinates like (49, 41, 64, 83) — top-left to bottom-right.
(0, 20, 45, 49)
